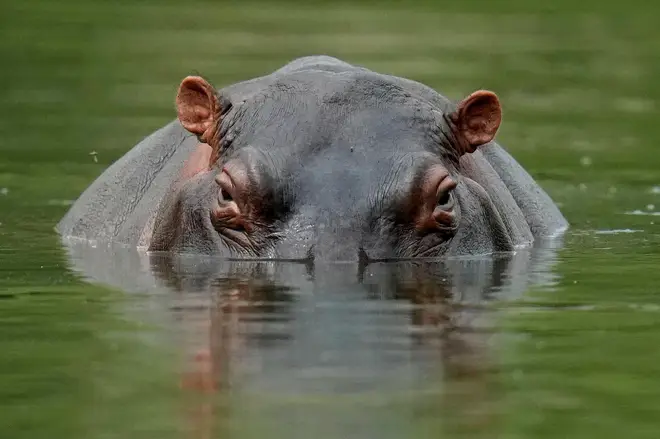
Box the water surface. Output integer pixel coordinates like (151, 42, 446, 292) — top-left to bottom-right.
(2, 1, 660, 438)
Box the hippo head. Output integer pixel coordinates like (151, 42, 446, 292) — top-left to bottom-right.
(149, 70, 514, 262)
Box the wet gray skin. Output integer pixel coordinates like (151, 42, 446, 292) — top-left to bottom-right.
(57, 56, 568, 262)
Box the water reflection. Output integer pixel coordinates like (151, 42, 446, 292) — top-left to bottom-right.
(61, 238, 563, 438)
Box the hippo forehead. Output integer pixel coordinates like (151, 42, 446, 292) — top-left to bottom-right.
(223, 70, 450, 151)
(220, 71, 456, 204)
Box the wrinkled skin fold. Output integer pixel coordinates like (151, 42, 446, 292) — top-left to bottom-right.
(57, 56, 567, 262)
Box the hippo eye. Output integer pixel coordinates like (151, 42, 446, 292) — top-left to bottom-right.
(414, 168, 457, 233)
(437, 191, 451, 207)
(220, 188, 233, 202)
(436, 185, 455, 211)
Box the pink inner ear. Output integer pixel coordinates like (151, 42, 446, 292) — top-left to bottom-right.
(458, 90, 502, 148)
(176, 76, 216, 135)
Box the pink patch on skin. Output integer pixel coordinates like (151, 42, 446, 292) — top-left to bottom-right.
(180, 143, 213, 180)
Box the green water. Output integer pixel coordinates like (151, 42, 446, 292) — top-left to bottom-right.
(2, 1, 660, 438)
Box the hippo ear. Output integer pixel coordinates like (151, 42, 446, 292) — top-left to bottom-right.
(451, 90, 502, 154)
(176, 76, 220, 141)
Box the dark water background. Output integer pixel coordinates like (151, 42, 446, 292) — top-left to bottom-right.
(2, 1, 660, 438)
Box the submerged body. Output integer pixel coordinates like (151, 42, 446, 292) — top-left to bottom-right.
(57, 56, 567, 261)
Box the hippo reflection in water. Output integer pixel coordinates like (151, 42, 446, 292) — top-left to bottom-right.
(60, 237, 565, 436)
(57, 56, 567, 260)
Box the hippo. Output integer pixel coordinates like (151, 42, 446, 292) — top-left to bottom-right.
(57, 56, 567, 261)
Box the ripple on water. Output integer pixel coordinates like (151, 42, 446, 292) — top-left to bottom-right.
(593, 229, 642, 234)
(624, 209, 660, 216)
